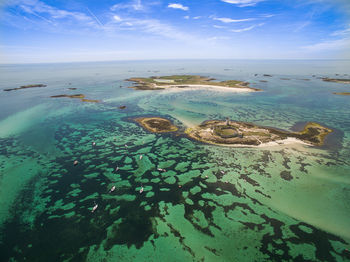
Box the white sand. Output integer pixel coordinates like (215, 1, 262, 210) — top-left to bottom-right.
(198, 137, 311, 148)
(157, 84, 255, 93)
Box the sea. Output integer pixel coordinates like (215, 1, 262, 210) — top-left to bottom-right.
(0, 59, 349, 261)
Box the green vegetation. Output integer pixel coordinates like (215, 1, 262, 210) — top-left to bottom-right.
(126, 75, 261, 91)
(134, 117, 178, 133)
(295, 122, 333, 145)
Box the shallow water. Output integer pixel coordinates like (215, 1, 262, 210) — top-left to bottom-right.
(0, 60, 350, 261)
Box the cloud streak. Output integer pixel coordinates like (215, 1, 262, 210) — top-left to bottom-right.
(213, 17, 254, 23)
(221, 0, 265, 7)
(302, 37, 350, 51)
(231, 23, 264, 32)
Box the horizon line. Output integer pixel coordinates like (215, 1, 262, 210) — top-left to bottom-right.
(1, 58, 350, 66)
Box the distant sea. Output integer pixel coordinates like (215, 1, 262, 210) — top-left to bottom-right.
(0, 60, 349, 261)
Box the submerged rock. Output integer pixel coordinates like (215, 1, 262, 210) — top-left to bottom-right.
(4, 84, 47, 91)
(50, 94, 100, 103)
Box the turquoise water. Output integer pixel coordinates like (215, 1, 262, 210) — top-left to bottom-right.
(0, 60, 349, 261)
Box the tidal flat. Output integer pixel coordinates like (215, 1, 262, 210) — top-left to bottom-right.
(0, 60, 350, 262)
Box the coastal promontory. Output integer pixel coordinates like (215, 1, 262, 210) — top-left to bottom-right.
(185, 120, 332, 147)
(322, 78, 350, 84)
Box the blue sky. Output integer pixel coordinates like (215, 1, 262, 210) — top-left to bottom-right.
(1, 0, 350, 63)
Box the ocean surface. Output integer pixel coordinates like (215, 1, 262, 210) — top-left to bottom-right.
(0, 60, 349, 261)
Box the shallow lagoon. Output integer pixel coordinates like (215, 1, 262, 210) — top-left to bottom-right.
(0, 60, 350, 261)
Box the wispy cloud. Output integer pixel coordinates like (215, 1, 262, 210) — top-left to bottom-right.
(332, 24, 350, 36)
(17, 0, 92, 22)
(213, 17, 254, 23)
(213, 25, 227, 29)
(111, 0, 144, 11)
(168, 3, 189, 11)
(207, 36, 231, 41)
(302, 37, 350, 51)
(221, 0, 265, 7)
(261, 14, 275, 18)
(231, 23, 264, 32)
(4, 0, 97, 31)
(105, 15, 195, 42)
(86, 7, 103, 27)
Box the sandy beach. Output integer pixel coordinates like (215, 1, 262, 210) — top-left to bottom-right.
(157, 84, 255, 93)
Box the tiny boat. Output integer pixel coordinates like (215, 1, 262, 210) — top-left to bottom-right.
(139, 186, 144, 194)
(73, 160, 78, 166)
(125, 144, 128, 148)
(139, 155, 143, 160)
(91, 203, 98, 213)
(115, 167, 119, 172)
(110, 186, 116, 192)
(92, 142, 96, 146)
(157, 168, 166, 172)
(220, 170, 225, 174)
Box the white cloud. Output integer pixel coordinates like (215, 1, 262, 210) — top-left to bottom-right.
(231, 23, 264, 32)
(221, 0, 265, 7)
(213, 17, 254, 23)
(168, 3, 189, 11)
(193, 16, 201, 20)
(113, 15, 122, 22)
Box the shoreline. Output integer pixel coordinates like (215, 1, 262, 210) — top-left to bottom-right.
(187, 134, 311, 148)
(155, 84, 256, 93)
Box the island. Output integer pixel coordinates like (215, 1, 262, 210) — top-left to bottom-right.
(322, 78, 350, 84)
(126, 75, 261, 92)
(4, 84, 47, 92)
(50, 94, 100, 103)
(185, 120, 332, 147)
(134, 117, 178, 133)
(333, 92, 350, 96)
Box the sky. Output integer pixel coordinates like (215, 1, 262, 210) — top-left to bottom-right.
(0, 0, 350, 63)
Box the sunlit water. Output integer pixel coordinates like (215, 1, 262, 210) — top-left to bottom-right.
(0, 60, 349, 261)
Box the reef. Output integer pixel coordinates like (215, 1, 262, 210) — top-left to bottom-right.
(50, 94, 100, 103)
(4, 84, 47, 91)
(126, 75, 261, 91)
(134, 117, 178, 133)
(185, 120, 332, 147)
(322, 78, 350, 84)
(333, 92, 350, 96)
